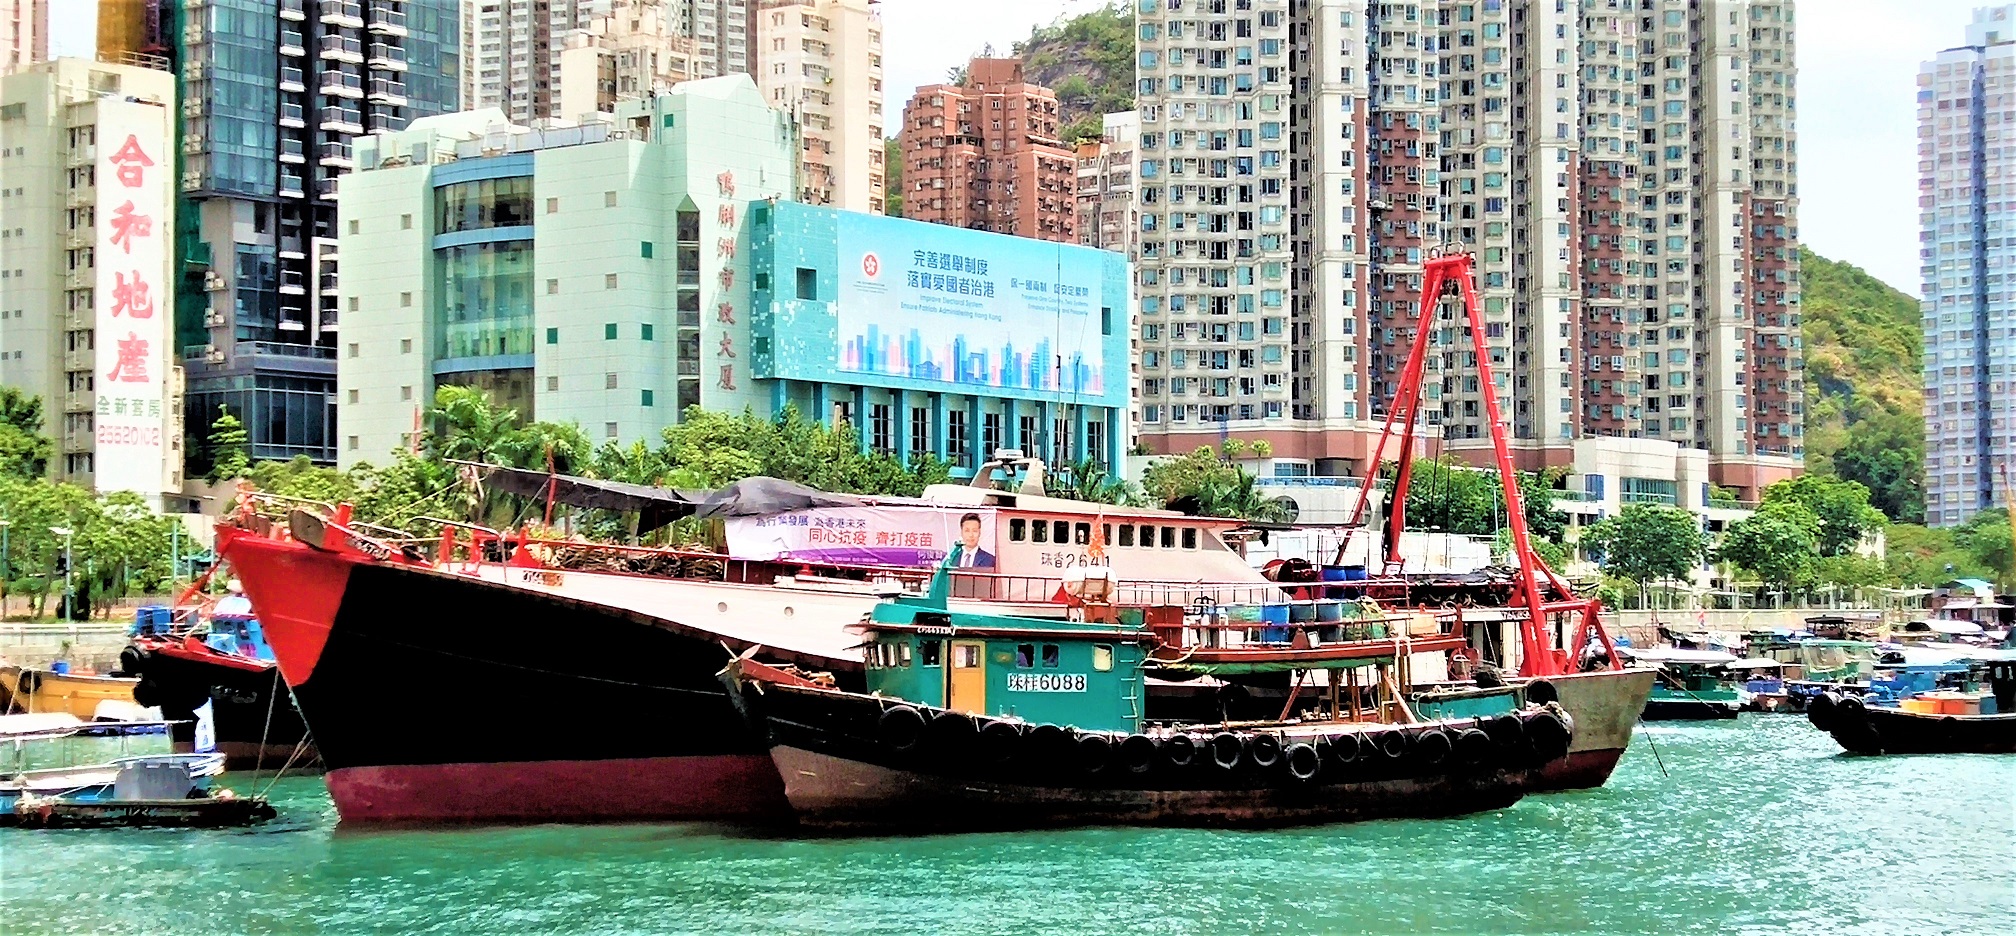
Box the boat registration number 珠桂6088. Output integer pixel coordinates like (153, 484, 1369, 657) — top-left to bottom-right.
(1006, 673, 1087, 692)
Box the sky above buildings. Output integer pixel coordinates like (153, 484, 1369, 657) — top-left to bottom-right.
(47, 0, 1972, 296)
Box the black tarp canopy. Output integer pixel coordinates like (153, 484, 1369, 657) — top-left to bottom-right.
(455, 461, 876, 532)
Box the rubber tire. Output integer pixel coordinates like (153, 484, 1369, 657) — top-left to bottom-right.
(978, 719, 1023, 765)
(132, 678, 161, 709)
(1163, 733, 1199, 769)
(925, 713, 980, 762)
(1284, 742, 1321, 782)
(1323, 732, 1364, 766)
(1374, 728, 1409, 762)
(1247, 733, 1283, 769)
(1837, 694, 1865, 716)
(1484, 712, 1526, 753)
(1454, 728, 1493, 768)
(1075, 732, 1113, 775)
(1526, 679, 1559, 706)
(1807, 691, 1839, 731)
(1413, 729, 1454, 768)
(1526, 710, 1574, 762)
(877, 705, 928, 753)
(1118, 734, 1159, 776)
(1210, 732, 1243, 770)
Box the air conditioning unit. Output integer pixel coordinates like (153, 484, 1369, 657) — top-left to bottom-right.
(203, 310, 226, 327)
(182, 137, 205, 155)
(204, 346, 226, 363)
(204, 272, 226, 291)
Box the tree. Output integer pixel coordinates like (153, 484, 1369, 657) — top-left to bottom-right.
(1759, 474, 1886, 557)
(1138, 447, 1289, 522)
(1581, 504, 1709, 587)
(1054, 458, 1136, 506)
(1883, 522, 1996, 587)
(883, 137, 903, 217)
(427, 385, 523, 465)
(204, 405, 251, 485)
(0, 388, 53, 480)
(1716, 503, 1820, 593)
(1954, 508, 2014, 589)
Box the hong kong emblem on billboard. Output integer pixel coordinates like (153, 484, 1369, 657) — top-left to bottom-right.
(861, 252, 880, 279)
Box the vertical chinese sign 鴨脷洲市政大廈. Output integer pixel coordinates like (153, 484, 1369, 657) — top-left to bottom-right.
(93, 100, 172, 495)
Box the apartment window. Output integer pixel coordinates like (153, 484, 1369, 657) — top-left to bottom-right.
(641, 389, 654, 407)
(400, 338, 413, 354)
(605, 422, 619, 438)
(347, 436, 359, 451)
(346, 390, 359, 404)
(546, 197, 559, 214)
(948, 409, 971, 468)
(400, 386, 413, 401)
(346, 343, 359, 358)
(546, 327, 559, 344)
(348, 297, 360, 312)
(605, 373, 619, 389)
(641, 323, 654, 341)
(869, 403, 893, 454)
(546, 376, 559, 391)
(400, 291, 412, 307)
(401, 214, 413, 230)
(605, 323, 618, 339)
(641, 241, 654, 259)
(604, 191, 618, 207)
(347, 220, 359, 235)
(547, 278, 559, 294)
(796, 267, 817, 300)
(910, 407, 929, 454)
(605, 273, 619, 289)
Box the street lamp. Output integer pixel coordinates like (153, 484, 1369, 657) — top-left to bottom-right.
(49, 526, 72, 621)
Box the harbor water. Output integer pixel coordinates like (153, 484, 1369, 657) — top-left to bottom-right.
(4, 716, 2010, 935)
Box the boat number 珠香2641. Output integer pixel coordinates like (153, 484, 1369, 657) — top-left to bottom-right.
(1006, 673, 1087, 692)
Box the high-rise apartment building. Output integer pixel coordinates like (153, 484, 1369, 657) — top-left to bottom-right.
(1921, 4, 2016, 526)
(899, 58, 1075, 242)
(755, 0, 884, 213)
(680, 0, 753, 78)
(1076, 110, 1140, 445)
(96, 0, 459, 469)
(1, 0, 45, 72)
(0, 57, 184, 502)
(1133, 0, 1799, 499)
(462, 0, 604, 124)
(557, 0, 699, 121)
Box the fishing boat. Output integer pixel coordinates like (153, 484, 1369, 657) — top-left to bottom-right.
(720, 564, 1576, 832)
(0, 664, 152, 723)
(1618, 648, 1745, 720)
(1806, 654, 2016, 754)
(0, 712, 250, 826)
(124, 588, 317, 773)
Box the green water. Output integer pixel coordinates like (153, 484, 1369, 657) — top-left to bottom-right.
(3, 716, 2010, 935)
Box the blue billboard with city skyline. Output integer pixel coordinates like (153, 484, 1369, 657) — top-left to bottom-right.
(835, 211, 1109, 396)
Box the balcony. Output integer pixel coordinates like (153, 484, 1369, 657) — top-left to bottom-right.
(281, 0, 307, 20)
(321, 70, 365, 99)
(319, 106, 363, 133)
(367, 42, 407, 71)
(320, 35, 363, 63)
(367, 77, 407, 106)
(280, 67, 305, 92)
(280, 30, 305, 56)
(280, 271, 308, 295)
(318, 141, 354, 169)
(280, 175, 306, 198)
(366, 2, 407, 36)
(279, 101, 305, 127)
(320, 0, 363, 28)
(279, 139, 306, 163)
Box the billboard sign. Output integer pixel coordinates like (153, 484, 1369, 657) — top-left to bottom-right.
(93, 101, 172, 495)
(725, 506, 997, 568)
(835, 212, 1107, 398)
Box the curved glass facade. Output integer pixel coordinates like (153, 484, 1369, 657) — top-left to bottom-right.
(437, 176, 534, 234)
(436, 242, 535, 360)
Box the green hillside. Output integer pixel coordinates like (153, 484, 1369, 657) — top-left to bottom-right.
(1015, 2, 1135, 144)
(1798, 247, 1924, 522)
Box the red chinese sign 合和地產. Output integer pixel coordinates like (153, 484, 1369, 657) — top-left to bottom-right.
(93, 105, 171, 495)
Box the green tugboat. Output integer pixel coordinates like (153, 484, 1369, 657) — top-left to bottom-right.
(723, 566, 1577, 832)
(1621, 648, 1745, 720)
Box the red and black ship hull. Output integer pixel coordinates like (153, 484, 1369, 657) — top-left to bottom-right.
(218, 526, 821, 824)
(126, 639, 315, 772)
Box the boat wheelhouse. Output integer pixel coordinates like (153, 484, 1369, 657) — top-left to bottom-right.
(1618, 648, 1745, 720)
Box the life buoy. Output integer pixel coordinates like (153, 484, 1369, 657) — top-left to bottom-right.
(1483, 712, 1525, 753)
(1525, 679, 1559, 706)
(1454, 728, 1493, 768)
(978, 719, 1023, 765)
(1247, 733, 1283, 769)
(1163, 733, 1199, 769)
(1210, 731, 1243, 770)
(1075, 732, 1113, 775)
(877, 705, 927, 753)
(1119, 734, 1159, 775)
(1412, 728, 1454, 768)
(1283, 742, 1321, 782)
(1806, 691, 1839, 731)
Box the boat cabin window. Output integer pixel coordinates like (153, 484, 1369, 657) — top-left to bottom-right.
(1160, 526, 1176, 549)
(954, 644, 981, 668)
(919, 641, 942, 667)
(1052, 520, 1069, 544)
(1016, 643, 1035, 668)
(1093, 644, 1114, 672)
(1074, 523, 1090, 545)
(1138, 525, 1154, 548)
(867, 642, 910, 668)
(1119, 525, 1135, 547)
(899, 643, 913, 667)
(1182, 528, 1198, 550)
(1009, 519, 1027, 542)
(1102, 523, 1113, 546)
(1032, 520, 1049, 543)
(1041, 644, 1060, 668)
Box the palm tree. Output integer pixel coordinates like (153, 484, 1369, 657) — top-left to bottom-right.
(427, 385, 521, 465)
(1056, 458, 1136, 505)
